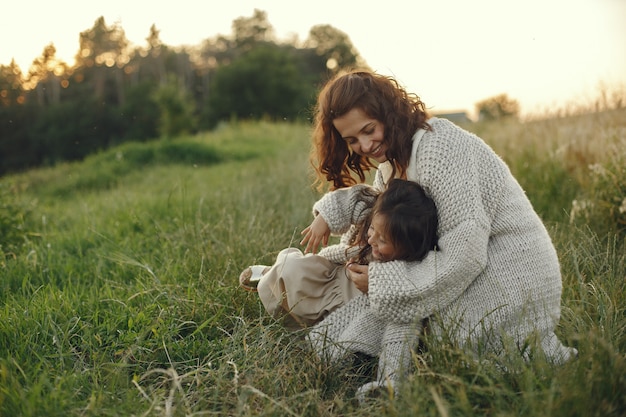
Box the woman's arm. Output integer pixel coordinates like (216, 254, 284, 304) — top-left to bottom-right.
(317, 225, 361, 264)
(368, 121, 499, 323)
(368, 219, 489, 323)
(301, 184, 378, 253)
(312, 184, 377, 233)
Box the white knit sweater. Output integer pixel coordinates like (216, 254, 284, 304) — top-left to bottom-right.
(309, 118, 576, 388)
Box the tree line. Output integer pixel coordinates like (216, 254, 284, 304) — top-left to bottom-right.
(0, 10, 367, 176)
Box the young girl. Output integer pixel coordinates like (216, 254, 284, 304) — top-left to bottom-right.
(239, 178, 439, 330)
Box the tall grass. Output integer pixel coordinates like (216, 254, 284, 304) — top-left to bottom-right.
(0, 111, 624, 416)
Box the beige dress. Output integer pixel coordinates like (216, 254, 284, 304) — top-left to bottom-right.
(257, 247, 361, 329)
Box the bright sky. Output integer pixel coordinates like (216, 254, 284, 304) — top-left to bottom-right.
(1, 0, 624, 117)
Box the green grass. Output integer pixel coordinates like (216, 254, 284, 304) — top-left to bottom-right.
(1, 116, 625, 416)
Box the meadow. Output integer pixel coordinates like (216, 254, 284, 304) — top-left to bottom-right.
(0, 109, 624, 416)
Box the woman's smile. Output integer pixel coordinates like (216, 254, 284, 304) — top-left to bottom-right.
(370, 143, 385, 159)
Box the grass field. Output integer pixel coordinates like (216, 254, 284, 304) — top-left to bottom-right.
(1, 111, 625, 416)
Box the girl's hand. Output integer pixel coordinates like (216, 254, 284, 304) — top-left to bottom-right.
(346, 262, 369, 294)
(300, 215, 330, 254)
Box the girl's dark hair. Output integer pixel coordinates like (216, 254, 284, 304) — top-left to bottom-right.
(352, 179, 439, 263)
(311, 70, 431, 191)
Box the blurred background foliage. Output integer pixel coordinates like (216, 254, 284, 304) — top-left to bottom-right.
(0, 10, 367, 176)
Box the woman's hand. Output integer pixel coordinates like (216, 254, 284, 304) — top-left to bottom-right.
(346, 262, 369, 294)
(300, 215, 331, 254)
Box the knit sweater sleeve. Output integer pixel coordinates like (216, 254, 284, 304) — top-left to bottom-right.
(318, 225, 360, 263)
(312, 184, 377, 234)
(368, 119, 497, 323)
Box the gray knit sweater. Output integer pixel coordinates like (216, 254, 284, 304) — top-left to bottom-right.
(308, 118, 576, 393)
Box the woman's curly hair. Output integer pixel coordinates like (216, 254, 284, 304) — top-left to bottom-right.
(310, 70, 431, 191)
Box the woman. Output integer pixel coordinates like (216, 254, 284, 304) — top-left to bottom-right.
(302, 70, 576, 394)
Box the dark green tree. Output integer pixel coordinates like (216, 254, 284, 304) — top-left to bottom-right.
(0, 60, 24, 107)
(232, 9, 275, 52)
(145, 24, 166, 85)
(26, 43, 69, 106)
(74, 16, 130, 103)
(153, 75, 197, 138)
(119, 80, 160, 141)
(205, 44, 311, 127)
(305, 24, 366, 72)
(0, 62, 36, 175)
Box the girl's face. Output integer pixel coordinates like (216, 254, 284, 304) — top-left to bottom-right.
(333, 108, 387, 163)
(367, 213, 397, 261)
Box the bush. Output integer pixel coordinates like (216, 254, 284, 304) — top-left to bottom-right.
(476, 94, 520, 121)
(153, 76, 198, 138)
(569, 145, 626, 240)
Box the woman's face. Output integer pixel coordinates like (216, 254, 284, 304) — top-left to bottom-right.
(367, 213, 397, 261)
(333, 108, 387, 163)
